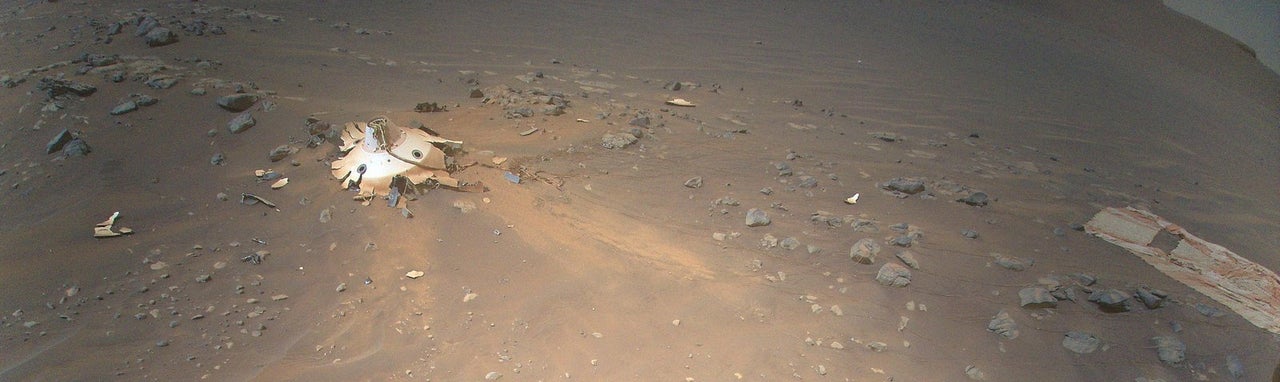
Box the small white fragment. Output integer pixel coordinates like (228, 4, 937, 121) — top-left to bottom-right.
(844, 193, 860, 204)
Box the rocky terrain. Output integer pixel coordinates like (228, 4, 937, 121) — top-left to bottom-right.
(0, 1, 1277, 381)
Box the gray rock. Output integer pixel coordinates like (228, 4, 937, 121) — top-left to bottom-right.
(110, 101, 138, 115)
(628, 115, 650, 127)
(227, 112, 256, 134)
(987, 310, 1019, 339)
(135, 95, 158, 106)
(779, 237, 800, 250)
(1019, 287, 1057, 308)
(37, 77, 96, 98)
(1050, 286, 1077, 302)
(797, 175, 817, 188)
(895, 250, 920, 269)
(961, 229, 979, 239)
(268, 145, 296, 162)
(683, 176, 703, 188)
(601, 132, 637, 149)
(875, 263, 911, 287)
(1088, 289, 1131, 312)
(217, 93, 260, 112)
(135, 16, 159, 36)
(1136, 287, 1165, 309)
(993, 253, 1034, 271)
(1225, 354, 1244, 379)
(46, 129, 72, 154)
(890, 235, 914, 247)
(958, 191, 989, 206)
(144, 27, 178, 47)
(850, 238, 880, 264)
(63, 139, 91, 157)
(210, 153, 225, 165)
(145, 75, 178, 89)
(774, 162, 792, 176)
(1062, 331, 1100, 354)
(1194, 303, 1224, 317)
(745, 208, 770, 227)
(1151, 336, 1185, 364)
(882, 178, 925, 195)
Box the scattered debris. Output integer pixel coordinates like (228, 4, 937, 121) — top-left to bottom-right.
(93, 211, 133, 238)
(240, 193, 277, 208)
(844, 193, 860, 204)
(1085, 206, 1280, 334)
(331, 116, 474, 194)
(665, 98, 696, 107)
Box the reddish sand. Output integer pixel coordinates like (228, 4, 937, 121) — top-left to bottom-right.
(1, 1, 1277, 381)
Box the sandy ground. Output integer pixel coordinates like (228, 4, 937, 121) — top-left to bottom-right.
(1, 1, 1277, 381)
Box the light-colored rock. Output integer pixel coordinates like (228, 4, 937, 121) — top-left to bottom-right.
(745, 208, 770, 227)
(850, 238, 881, 264)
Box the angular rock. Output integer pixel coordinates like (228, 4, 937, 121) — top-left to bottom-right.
(849, 238, 880, 264)
(144, 27, 178, 47)
(958, 191, 989, 206)
(46, 129, 72, 154)
(1135, 287, 1165, 309)
(227, 112, 256, 134)
(882, 177, 925, 195)
(895, 250, 920, 269)
(1152, 336, 1185, 364)
(210, 153, 226, 165)
(110, 101, 138, 115)
(993, 253, 1034, 271)
(1088, 289, 1131, 312)
(987, 310, 1019, 339)
(145, 75, 178, 89)
(745, 208, 770, 227)
(875, 263, 912, 287)
(135, 16, 159, 36)
(1019, 287, 1057, 308)
(1062, 331, 1100, 354)
(779, 237, 800, 250)
(63, 139, 91, 157)
(797, 175, 817, 188)
(217, 93, 260, 112)
(268, 145, 296, 162)
(37, 77, 96, 98)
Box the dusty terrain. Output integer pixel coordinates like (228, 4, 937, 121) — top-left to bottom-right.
(1, 1, 1277, 381)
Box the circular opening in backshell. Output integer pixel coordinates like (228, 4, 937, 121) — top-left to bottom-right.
(356, 164, 367, 174)
(411, 149, 423, 159)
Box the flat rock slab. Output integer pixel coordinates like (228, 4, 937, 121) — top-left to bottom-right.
(1019, 287, 1057, 308)
(875, 263, 912, 287)
(1062, 331, 1101, 354)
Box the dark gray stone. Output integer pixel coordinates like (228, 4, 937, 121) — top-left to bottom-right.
(958, 191, 989, 206)
(993, 253, 1033, 271)
(962, 229, 979, 239)
(46, 129, 72, 154)
(882, 178, 925, 195)
(210, 153, 225, 165)
(145, 75, 178, 89)
(780, 237, 800, 250)
(135, 95, 158, 106)
(849, 238, 880, 264)
(1136, 287, 1165, 309)
(37, 77, 96, 98)
(1062, 331, 1100, 354)
(987, 310, 1019, 339)
(745, 208, 770, 227)
(110, 101, 138, 115)
(875, 263, 911, 287)
(890, 235, 914, 247)
(775, 162, 792, 176)
(268, 145, 296, 162)
(628, 115, 650, 127)
(227, 112, 256, 134)
(135, 16, 159, 36)
(1088, 289, 1131, 312)
(144, 27, 178, 47)
(895, 250, 920, 269)
(216, 93, 259, 112)
(63, 139, 90, 157)
(1194, 303, 1224, 317)
(1019, 287, 1057, 308)
(797, 175, 817, 188)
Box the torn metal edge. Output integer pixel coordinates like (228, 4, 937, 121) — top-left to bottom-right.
(1085, 206, 1280, 334)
